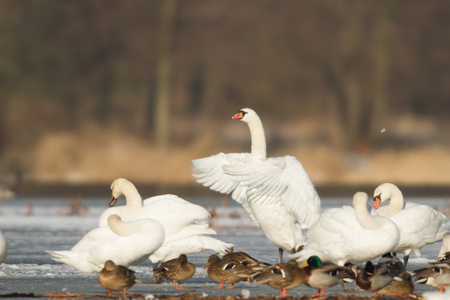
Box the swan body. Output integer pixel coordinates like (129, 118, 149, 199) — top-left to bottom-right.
(373, 183, 448, 263)
(438, 233, 450, 261)
(192, 108, 321, 260)
(101, 178, 232, 263)
(47, 215, 165, 273)
(99, 178, 210, 233)
(149, 223, 233, 263)
(292, 192, 400, 266)
(0, 229, 7, 264)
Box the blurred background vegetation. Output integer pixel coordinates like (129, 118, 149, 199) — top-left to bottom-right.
(0, 0, 449, 195)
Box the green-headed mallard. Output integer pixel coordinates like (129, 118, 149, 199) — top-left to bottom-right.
(302, 256, 354, 296)
(253, 260, 306, 297)
(203, 254, 253, 289)
(154, 254, 195, 289)
(98, 260, 136, 296)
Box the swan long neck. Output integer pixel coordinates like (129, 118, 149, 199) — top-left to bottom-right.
(385, 188, 404, 215)
(108, 215, 145, 236)
(354, 193, 379, 229)
(247, 117, 266, 160)
(122, 182, 144, 211)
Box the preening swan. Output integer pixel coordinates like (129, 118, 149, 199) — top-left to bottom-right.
(46, 214, 165, 273)
(373, 182, 448, 265)
(99, 178, 210, 233)
(0, 229, 7, 264)
(292, 192, 400, 266)
(100, 178, 233, 263)
(192, 108, 321, 262)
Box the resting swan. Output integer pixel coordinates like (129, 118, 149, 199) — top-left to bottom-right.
(292, 192, 400, 266)
(0, 229, 7, 264)
(192, 108, 321, 262)
(99, 178, 210, 234)
(100, 178, 233, 262)
(373, 182, 448, 265)
(46, 214, 165, 273)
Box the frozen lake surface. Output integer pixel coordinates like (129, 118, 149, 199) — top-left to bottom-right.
(0, 195, 449, 298)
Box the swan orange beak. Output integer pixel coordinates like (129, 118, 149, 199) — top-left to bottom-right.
(109, 195, 117, 207)
(231, 112, 244, 119)
(373, 196, 381, 209)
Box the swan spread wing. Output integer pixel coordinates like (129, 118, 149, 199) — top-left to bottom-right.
(223, 155, 321, 227)
(192, 152, 258, 224)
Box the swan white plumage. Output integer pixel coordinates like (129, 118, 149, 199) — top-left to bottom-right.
(0, 229, 7, 264)
(99, 178, 211, 234)
(438, 233, 450, 261)
(192, 108, 321, 262)
(292, 192, 400, 266)
(46, 214, 165, 273)
(373, 182, 448, 265)
(100, 178, 233, 261)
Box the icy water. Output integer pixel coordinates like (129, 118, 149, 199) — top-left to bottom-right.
(0, 196, 449, 298)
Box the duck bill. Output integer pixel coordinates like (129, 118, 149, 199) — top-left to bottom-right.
(231, 112, 244, 119)
(299, 262, 309, 268)
(373, 197, 381, 209)
(109, 195, 118, 207)
(202, 262, 211, 269)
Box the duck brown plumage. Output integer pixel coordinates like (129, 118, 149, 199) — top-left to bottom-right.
(253, 260, 306, 297)
(154, 254, 195, 289)
(377, 271, 414, 295)
(302, 256, 354, 296)
(98, 260, 137, 296)
(203, 254, 254, 289)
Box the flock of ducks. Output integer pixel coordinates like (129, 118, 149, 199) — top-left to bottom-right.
(0, 108, 449, 297)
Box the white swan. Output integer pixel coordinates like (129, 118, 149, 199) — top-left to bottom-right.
(438, 233, 450, 261)
(373, 182, 448, 265)
(99, 178, 210, 234)
(100, 178, 233, 261)
(46, 214, 165, 273)
(192, 108, 321, 262)
(149, 223, 233, 263)
(292, 192, 400, 266)
(0, 229, 7, 264)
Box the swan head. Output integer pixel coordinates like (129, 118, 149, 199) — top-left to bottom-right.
(110, 178, 130, 207)
(373, 183, 401, 209)
(230, 108, 259, 123)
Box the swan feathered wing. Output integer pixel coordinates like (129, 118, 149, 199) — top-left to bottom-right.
(223, 155, 321, 227)
(192, 152, 258, 224)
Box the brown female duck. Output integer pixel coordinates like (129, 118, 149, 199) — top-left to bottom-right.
(203, 254, 253, 289)
(98, 260, 137, 296)
(253, 260, 306, 297)
(154, 254, 195, 289)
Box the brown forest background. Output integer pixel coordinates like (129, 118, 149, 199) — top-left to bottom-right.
(0, 0, 449, 194)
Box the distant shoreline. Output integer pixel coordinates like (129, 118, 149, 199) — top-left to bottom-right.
(9, 181, 450, 198)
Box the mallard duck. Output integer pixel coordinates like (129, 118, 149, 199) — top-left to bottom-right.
(154, 254, 195, 289)
(203, 254, 253, 289)
(413, 261, 450, 292)
(373, 183, 447, 266)
(253, 260, 306, 297)
(222, 250, 268, 271)
(98, 260, 137, 296)
(355, 260, 399, 294)
(302, 256, 354, 296)
(377, 271, 414, 295)
(192, 108, 321, 263)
